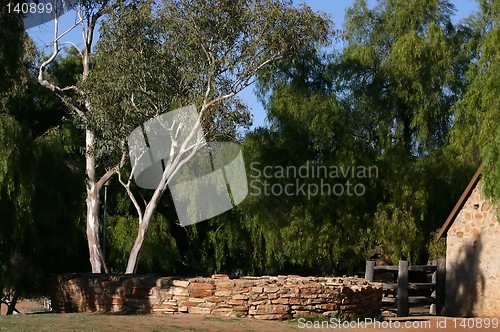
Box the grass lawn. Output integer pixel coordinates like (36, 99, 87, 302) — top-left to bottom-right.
(0, 313, 301, 332)
(2, 313, 498, 331)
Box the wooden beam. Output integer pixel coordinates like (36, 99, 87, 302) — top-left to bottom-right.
(408, 265, 437, 272)
(374, 265, 399, 271)
(436, 165, 483, 240)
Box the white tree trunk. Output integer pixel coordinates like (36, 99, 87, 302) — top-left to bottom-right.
(85, 130, 108, 273)
(123, 113, 205, 274)
(37, 7, 112, 273)
(125, 204, 157, 274)
(86, 187, 103, 273)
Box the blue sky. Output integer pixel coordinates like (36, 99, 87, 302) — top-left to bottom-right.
(27, 0, 480, 129)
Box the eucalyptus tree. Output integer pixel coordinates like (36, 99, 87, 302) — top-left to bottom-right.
(37, 0, 126, 273)
(84, 0, 332, 273)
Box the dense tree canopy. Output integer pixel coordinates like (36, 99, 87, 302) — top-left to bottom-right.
(198, 0, 495, 273)
(450, 0, 500, 203)
(0, 0, 498, 288)
(82, 0, 332, 273)
(0, 14, 87, 296)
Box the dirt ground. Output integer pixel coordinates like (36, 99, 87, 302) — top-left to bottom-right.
(0, 298, 50, 315)
(1, 300, 499, 331)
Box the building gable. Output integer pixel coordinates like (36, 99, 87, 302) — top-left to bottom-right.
(436, 165, 484, 240)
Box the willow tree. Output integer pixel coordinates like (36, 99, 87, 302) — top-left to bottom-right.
(450, 0, 500, 204)
(235, 0, 474, 267)
(1, 8, 87, 303)
(83, 0, 331, 273)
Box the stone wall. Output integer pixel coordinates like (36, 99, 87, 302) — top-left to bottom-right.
(51, 274, 383, 319)
(445, 181, 500, 317)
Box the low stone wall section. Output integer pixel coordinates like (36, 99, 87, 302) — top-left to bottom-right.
(51, 274, 383, 319)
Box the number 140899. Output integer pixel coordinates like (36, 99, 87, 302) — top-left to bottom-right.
(6, 1, 53, 15)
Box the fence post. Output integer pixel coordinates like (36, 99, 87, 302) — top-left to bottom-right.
(436, 258, 446, 315)
(365, 260, 375, 282)
(430, 260, 437, 315)
(397, 260, 409, 317)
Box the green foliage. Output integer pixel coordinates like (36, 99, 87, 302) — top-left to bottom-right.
(80, 0, 332, 272)
(0, 0, 24, 95)
(106, 214, 179, 273)
(372, 204, 423, 264)
(339, 0, 461, 155)
(1, 0, 498, 282)
(428, 236, 447, 260)
(0, 25, 87, 294)
(325, 0, 474, 264)
(197, 0, 484, 275)
(204, 213, 252, 273)
(450, 0, 500, 204)
(0, 114, 87, 294)
(483, 129, 500, 205)
(0, 115, 34, 233)
(83, 0, 331, 166)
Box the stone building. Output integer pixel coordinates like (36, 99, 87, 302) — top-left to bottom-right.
(436, 165, 500, 317)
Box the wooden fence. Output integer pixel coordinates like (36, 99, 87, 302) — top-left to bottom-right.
(365, 259, 445, 317)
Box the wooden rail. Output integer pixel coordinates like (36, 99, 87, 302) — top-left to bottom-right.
(365, 259, 445, 317)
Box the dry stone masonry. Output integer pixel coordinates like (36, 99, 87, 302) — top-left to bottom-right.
(445, 181, 500, 316)
(51, 274, 383, 319)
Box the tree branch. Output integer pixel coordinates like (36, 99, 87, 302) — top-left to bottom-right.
(38, 12, 86, 118)
(117, 168, 144, 223)
(95, 168, 116, 192)
(60, 41, 83, 57)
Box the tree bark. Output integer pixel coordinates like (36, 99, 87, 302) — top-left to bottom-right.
(37, 6, 110, 273)
(85, 130, 108, 273)
(86, 184, 104, 273)
(82, 28, 109, 273)
(125, 204, 156, 274)
(123, 111, 205, 274)
(123, 143, 198, 273)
